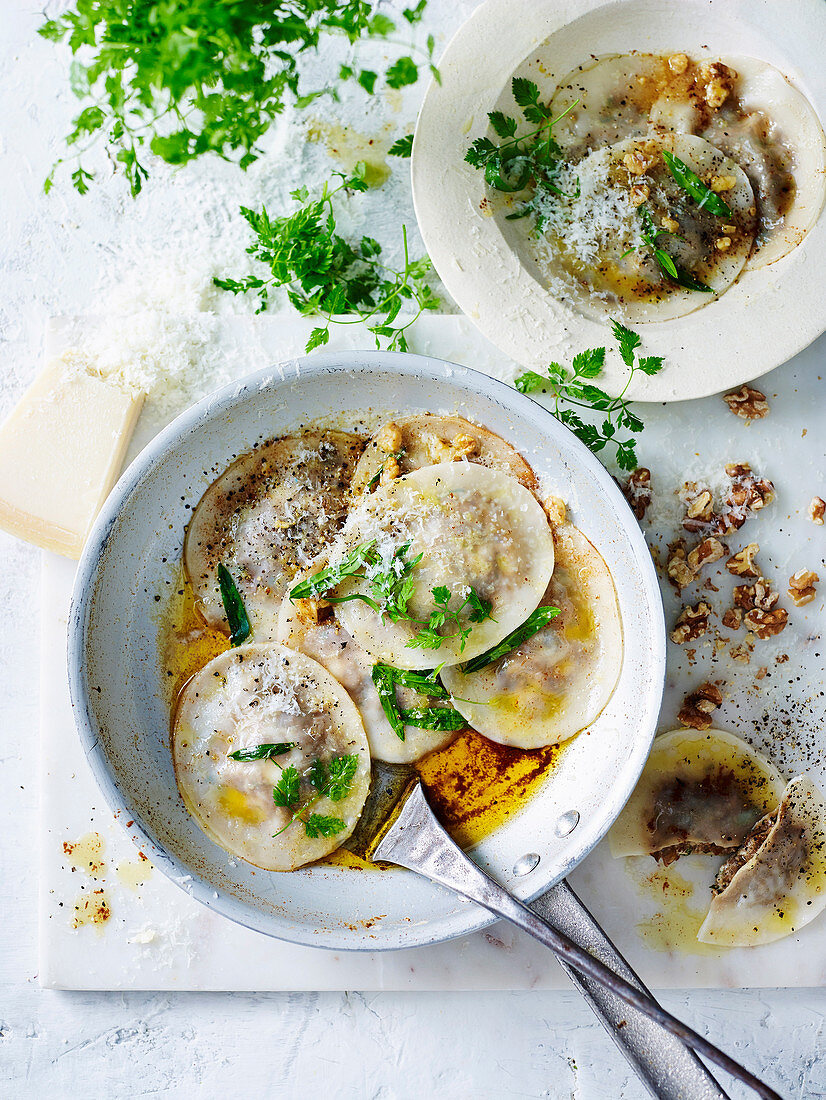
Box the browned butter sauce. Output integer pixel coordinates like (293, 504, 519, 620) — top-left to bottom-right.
(162, 577, 563, 869)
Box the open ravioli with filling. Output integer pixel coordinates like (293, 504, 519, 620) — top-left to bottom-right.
(441, 524, 621, 749)
(698, 775, 826, 947)
(173, 643, 371, 870)
(184, 430, 363, 634)
(332, 462, 555, 669)
(609, 728, 785, 861)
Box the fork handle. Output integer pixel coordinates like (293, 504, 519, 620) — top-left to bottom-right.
(531, 881, 729, 1100)
(374, 783, 780, 1100)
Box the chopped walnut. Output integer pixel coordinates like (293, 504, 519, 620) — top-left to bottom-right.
(629, 183, 650, 206)
(293, 596, 328, 625)
(623, 146, 655, 175)
(710, 174, 737, 193)
(375, 421, 403, 453)
(680, 482, 714, 524)
(451, 433, 479, 461)
(726, 543, 760, 577)
(808, 496, 825, 525)
(734, 576, 778, 612)
(755, 666, 768, 680)
(730, 642, 751, 663)
(743, 607, 788, 639)
(722, 386, 770, 420)
(666, 541, 695, 589)
(687, 537, 726, 573)
(733, 583, 755, 611)
(788, 569, 819, 606)
(715, 236, 732, 251)
(622, 468, 652, 521)
(717, 464, 775, 532)
(722, 607, 742, 630)
(721, 224, 737, 234)
(699, 62, 735, 109)
(661, 215, 680, 233)
(543, 495, 567, 527)
(380, 454, 402, 484)
(670, 601, 712, 644)
(678, 682, 723, 730)
(668, 53, 689, 74)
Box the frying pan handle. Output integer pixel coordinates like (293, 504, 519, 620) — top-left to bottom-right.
(530, 880, 730, 1100)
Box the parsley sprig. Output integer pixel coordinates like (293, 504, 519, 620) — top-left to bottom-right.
(215, 168, 440, 353)
(515, 322, 664, 471)
(465, 77, 578, 228)
(272, 753, 359, 838)
(40, 1, 435, 196)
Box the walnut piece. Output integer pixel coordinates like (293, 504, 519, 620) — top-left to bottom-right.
(630, 183, 650, 206)
(375, 421, 402, 453)
(380, 454, 402, 485)
(670, 601, 712, 644)
(678, 682, 723, 731)
(723, 386, 770, 420)
(543, 495, 567, 527)
(788, 569, 819, 606)
(734, 576, 778, 613)
(666, 542, 695, 589)
(668, 53, 689, 74)
(687, 537, 726, 573)
(679, 482, 715, 530)
(622, 468, 652, 521)
(623, 147, 654, 175)
(699, 62, 735, 109)
(715, 236, 732, 251)
(743, 608, 788, 639)
(666, 536, 725, 589)
(722, 607, 742, 630)
(718, 463, 775, 532)
(451, 433, 479, 461)
(808, 497, 825, 525)
(726, 542, 760, 577)
(710, 174, 736, 193)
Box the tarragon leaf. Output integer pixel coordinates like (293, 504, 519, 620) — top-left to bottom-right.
(662, 151, 733, 218)
(217, 563, 251, 646)
(229, 743, 296, 762)
(461, 607, 560, 673)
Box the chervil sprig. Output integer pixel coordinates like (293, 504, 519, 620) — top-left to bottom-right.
(406, 585, 494, 652)
(215, 168, 440, 353)
(515, 322, 664, 471)
(272, 753, 359, 838)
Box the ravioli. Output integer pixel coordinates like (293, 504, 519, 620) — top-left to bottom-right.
(332, 462, 555, 669)
(173, 644, 371, 870)
(531, 133, 756, 322)
(698, 776, 826, 947)
(441, 524, 621, 749)
(548, 52, 825, 269)
(351, 414, 538, 496)
(609, 728, 785, 860)
(278, 587, 463, 764)
(184, 430, 363, 635)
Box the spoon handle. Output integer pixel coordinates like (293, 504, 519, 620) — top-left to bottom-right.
(531, 880, 729, 1100)
(373, 783, 781, 1100)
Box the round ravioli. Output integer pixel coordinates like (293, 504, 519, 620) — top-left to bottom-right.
(609, 728, 785, 860)
(278, 592, 462, 764)
(172, 643, 371, 870)
(548, 53, 825, 270)
(351, 414, 538, 496)
(184, 430, 363, 634)
(698, 776, 826, 947)
(332, 462, 555, 669)
(528, 133, 756, 323)
(440, 524, 622, 749)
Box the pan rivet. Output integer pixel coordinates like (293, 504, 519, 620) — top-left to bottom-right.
(555, 810, 580, 837)
(512, 853, 540, 876)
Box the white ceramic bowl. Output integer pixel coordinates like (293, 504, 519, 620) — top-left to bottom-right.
(68, 352, 665, 950)
(412, 0, 826, 401)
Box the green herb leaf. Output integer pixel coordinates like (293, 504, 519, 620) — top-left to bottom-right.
(273, 766, 300, 808)
(662, 151, 733, 218)
(669, 266, 714, 293)
(461, 607, 560, 673)
(325, 754, 359, 801)
(386, 56, 419, 89)
(512, 78, 541, 109)
(397, 707, 467, 731)
(489, 111, 518, 139)
(229, 743, 296, 762)
(388, 134, 414, 158)
(289, 542, 377, 601)
(217, 563, 252, 646)
(611, 322, 642, 368)
(304, 814, 346, 838)
(372, 663, 406, 740)
(514, 370, 551, 394)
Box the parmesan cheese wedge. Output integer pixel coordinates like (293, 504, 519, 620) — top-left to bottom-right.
(0, 358, 143, 558)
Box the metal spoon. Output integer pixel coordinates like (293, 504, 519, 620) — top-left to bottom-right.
(372, 780, 782, 1100)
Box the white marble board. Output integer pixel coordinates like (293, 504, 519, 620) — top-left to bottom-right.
(40, 315, 826, 990)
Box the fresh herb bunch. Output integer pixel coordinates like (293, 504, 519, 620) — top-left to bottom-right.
(272, 753, 359, 838)
(215, 168, 440, 352)
(40, 0, 435, 196)
(515, 322, 664, 471)
(464, 77, 576, 228)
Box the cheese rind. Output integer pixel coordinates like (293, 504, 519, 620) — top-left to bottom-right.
(0, 359, 143, 558)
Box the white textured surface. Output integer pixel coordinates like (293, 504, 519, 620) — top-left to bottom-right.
(2, 1, 826, 1097)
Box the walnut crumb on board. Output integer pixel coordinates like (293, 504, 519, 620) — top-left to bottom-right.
(726, 542, 760, 576)
(808, 497, 825, 525)
(743, 608, 788, 639)
(679, 683, 723, 730)
(788, 570, 819, 606)
(621, 468, 652, 520)
(722, 607, 742, 630)
(722, 386, 769, 420)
